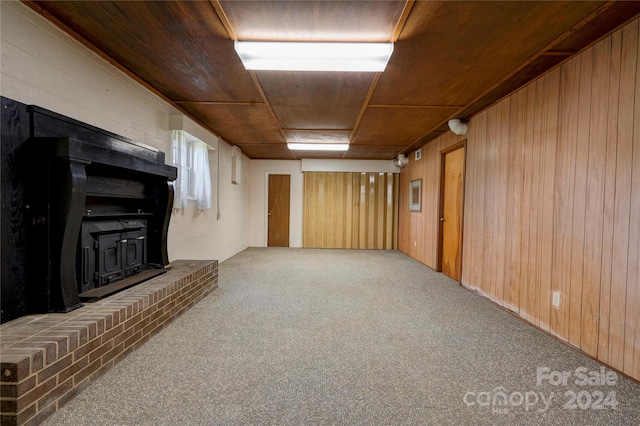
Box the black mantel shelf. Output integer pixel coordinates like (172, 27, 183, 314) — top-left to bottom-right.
(39, 136, 177, 179)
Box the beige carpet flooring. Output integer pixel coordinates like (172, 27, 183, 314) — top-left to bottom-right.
(41, 248, 640, 425)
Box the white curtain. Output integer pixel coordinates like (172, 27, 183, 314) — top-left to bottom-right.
(192, 139, 212, 210)
(171, 130, 212, 211)
(171, 130, 189, 211)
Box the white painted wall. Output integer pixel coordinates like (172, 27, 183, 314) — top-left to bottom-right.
(1, 0, 249, 262)
(248, 160, 304, 248)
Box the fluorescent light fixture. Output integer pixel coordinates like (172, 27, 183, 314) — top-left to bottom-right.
(287, 143, 349, 151)
(235, 41, 393, 72)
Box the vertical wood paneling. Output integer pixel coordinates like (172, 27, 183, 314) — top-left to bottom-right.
(598, 29, 622, 366)
(624, 20, 640, 378)
(539, 68, 560, 333)
(608, 21, 637, 372)
(461, 131, 475, 286)
(399, 18, 640, 382)
(568, 49, 593, 347)
(551, 55, 580, 341)
(483, 106, 498, 299)
(421, 145, 432, 265)
(504, 88, 526, 313)
(527, 76, 546, 327)
(520, 82, 536, 323)
(430, 141, 442, 262)
(495, 99, 510, 304)
(581, 40, 609, 356)
(425, 141, 440, 264)
(474, 111, 488, 292)
(303, 172, 397, 249)
(461, 130, 476, 286)
(415, 150, 426, 263)
(398, 169, 409, 253)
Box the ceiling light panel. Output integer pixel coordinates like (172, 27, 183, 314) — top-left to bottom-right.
(285, 130, 353, 143)
(235, 41, 393, 72)
(287, 143, 349, 151)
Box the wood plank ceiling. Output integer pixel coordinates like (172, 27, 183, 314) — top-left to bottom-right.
(23, 1, 640, 160)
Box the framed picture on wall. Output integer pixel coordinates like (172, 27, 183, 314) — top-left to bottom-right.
(409, 179, 422, 212)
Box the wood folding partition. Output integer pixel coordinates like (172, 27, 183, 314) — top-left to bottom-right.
(303, 172, 398, 249)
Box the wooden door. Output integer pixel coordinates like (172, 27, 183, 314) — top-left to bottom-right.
(440, 146, 465, 280)
(268, 174, 290, 247)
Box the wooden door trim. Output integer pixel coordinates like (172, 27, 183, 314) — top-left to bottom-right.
(437, 141, 466, 282)
(265, 172, 291, 247)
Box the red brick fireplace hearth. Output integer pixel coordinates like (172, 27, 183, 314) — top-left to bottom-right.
(0, 259, 218, 426)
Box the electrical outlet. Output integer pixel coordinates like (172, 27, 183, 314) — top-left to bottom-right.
(552, 291, 561, 308)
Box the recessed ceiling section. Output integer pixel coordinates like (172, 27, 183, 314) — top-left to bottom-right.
(219, 0, 406, 42)
(182, 103, 284, 145)
(236, 143, 297, 160)
(373, 1, 606, 106)
(256, 71, 375, 130)
(32, 0, 262, 103)
(285, 130, 352, 144)
(352, 107, 460, 147)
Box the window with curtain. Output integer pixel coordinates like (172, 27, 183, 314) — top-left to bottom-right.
(171, 130, 212, 210)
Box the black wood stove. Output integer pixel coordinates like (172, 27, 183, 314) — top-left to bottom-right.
(22, 106, 177, 313)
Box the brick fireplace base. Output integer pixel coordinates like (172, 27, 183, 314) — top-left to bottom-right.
(0, 260, 218, 426)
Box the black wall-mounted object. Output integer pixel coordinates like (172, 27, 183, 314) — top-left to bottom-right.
(1, 97, 177, 323)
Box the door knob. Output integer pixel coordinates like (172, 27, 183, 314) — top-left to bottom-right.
(268, 213, 272, 216)
(440, 217, 446, 222)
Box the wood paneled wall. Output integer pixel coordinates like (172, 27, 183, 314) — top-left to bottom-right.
(303, 172, 398, 249)
(398, 132, 465, 268)
(399, 18, 640, 382)
(461, 19, 640, 380)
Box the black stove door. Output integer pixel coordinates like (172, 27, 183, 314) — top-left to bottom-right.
(97, 232, 123, 286)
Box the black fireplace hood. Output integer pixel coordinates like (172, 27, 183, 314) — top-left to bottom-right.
(21, 106, 177, 314)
